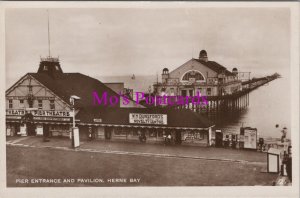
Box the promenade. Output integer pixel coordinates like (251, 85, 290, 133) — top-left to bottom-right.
(6, 136, 281, 187)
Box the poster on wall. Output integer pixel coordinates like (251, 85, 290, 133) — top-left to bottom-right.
(36, 125, 43, 135)
(20, 125, 27, 136)
(242, 127, 257, 149)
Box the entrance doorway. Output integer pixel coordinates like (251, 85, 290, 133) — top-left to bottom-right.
(26, 122, 36, 136)
(175, 131, 182, 145)
(215, 131, 223, 147)
(104, 127, 112, 140)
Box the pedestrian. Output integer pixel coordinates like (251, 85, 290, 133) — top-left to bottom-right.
(163, 134, 167, 145)
(88, 126, 93, 141)
(167, 134, 172, 144)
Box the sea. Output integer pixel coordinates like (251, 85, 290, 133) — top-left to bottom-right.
(97, 74, 291, 140)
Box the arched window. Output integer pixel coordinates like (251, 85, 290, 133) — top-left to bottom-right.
(181, 70, 205, 82)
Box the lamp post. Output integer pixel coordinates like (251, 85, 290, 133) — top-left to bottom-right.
(70, 95, 80, 148)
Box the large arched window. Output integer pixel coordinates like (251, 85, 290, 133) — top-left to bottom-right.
(181, 70, 205, 82)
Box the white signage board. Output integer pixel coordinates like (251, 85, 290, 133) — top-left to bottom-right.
(244, 128, 257, 149)
(20, 126, 27, 136)
(268, 154, 279, 173)
(6, 128, 11, 136)
(129, 113, 167, 125)
(36, 125, 43, 135)
(73, 127, 80, 147)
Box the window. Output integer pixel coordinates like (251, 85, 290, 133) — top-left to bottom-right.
(9, 100, 13, 109)
(114, 127, 126, 136)
(170, 88, 175, 96)
(38, 100, 43, 109)
(149, 129, 157, 137)
(43, 65, 48, 71)
(158, 130, 163, 137)
(19, 99, 24, 108)
(207, 88, 211, 96)
(50, 100, 55, 110)
(28, 86, 32, 92)
(55, 65, 60, 70)
(28, 99, 33, 108)
(182, 70, 205, 82)
(132, 129, 138, 136)
(197, 88, 202, 95)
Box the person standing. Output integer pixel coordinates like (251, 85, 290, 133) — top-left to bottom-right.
(167, 134, 172, 145)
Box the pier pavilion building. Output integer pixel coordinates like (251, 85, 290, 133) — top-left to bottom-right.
(153, 50, 242, 97)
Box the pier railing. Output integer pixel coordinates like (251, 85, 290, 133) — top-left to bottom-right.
(148, 74, 279, 120)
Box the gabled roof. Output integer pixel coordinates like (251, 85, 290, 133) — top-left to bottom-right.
(77, 106, 214, 129)
(29, 72, 120, 108)
(192, 58, 234, 76)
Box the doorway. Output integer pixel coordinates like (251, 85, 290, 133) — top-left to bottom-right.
(104, 127, 112, 140)
(26, 122, 36, 136)
(215, 131, 223, 147)
(175, 131, 182, 145)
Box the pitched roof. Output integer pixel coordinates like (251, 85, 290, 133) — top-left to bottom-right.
(193, 58, 234, 76)
(29, 72, 120, 108)
(77, 106, 214, 129)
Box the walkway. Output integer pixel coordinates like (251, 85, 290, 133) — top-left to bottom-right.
(7, 136, 267, 165)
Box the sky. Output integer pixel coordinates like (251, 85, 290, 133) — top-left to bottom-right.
(5, 7, 290, 88)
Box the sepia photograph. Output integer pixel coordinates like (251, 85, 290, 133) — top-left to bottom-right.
(1, 1, 299, 198)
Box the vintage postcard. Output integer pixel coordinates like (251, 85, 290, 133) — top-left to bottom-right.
(0, 1, 299, 198)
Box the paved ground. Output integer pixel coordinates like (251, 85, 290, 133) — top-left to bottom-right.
(6, 136, 267, 163)
(6, 136, 279, 187)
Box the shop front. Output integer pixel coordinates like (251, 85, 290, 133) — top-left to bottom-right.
(76, 107, 214, 146)
(6, 109, 72, 137)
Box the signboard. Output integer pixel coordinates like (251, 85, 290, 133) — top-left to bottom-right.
(6, 128, 11, 136)
(6, 115, 71, 122)
(20, 125, 27, 136)
(243, 128, 257, 149)
(6, 109, 71, 117)
(129, 113, 167, 125)
(73, 127, 80, 148)
(36, 125, 43, 135)
(34, 117, 71, 122)
(93, 118, 102, 123)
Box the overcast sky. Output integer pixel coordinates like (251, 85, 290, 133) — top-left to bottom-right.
(6, 7, 290, 88)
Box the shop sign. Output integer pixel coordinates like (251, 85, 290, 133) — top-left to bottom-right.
(6, 115, 71, 122)
(129, 113, 167, 125)
(34, 117, 71, 122)
(6, 109, 71, 117)
(6, 115, 22, 120)
(93, 118, 102, 123)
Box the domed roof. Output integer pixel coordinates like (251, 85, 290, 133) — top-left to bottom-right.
(199, 50, 207, 58)
(163, 68, 169, 72)
(232, 68, 238, 72)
